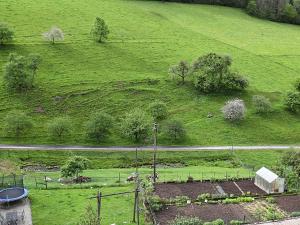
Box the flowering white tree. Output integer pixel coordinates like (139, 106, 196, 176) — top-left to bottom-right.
(43, 26, 64, 44)
(222, 99, 246, 122)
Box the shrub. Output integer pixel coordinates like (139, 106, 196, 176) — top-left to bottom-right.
(294, 78, 300, 91)
(0, 23, 14, 45)
(252, 95, 272, 113)
(91, 17, 109, 43)
(48, 117, 72, 140)
(43, 27, 64, 44)
(284, 91, 300, 113)
(282, 4, 298, 21)
(148, 101, 168, 120)
(193, 53, 248, 93)
(61, 156, 89, 179)
(169, 216, 203, 225)
(291, 211, 300, 217)
(148, 195, 164, 212)
(120, 108, 151, 143)
(164, 120, 186, 141)
(222, 99, 246, 122)
(4, 111, 33, 138)
(85, 112, 112, 142)
(246, 1, 258, 16)
(229, 220, 244, 225)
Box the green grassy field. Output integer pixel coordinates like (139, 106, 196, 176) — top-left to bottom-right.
(0, 0, 300, 145)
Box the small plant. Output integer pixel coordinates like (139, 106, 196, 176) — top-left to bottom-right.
(229, 220, 244, 225)
(169, 216, 203, 225)
(222, 99, 246, 122)
(170, 196, 190, 206)
(291, 211, 300, 217)
(0, 23, 14, 45)
(222, 197, 254, 204)
(148, 195, 164, 212)
(266, 196, 275, 204)
(203, 219, 225, 225)
(197, 193, 211, 202)
(252, 95, 272, 113)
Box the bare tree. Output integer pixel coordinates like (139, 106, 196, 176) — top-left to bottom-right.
(43, 26, 64, 44)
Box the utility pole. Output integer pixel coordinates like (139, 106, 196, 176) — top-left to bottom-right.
(153, 122, 158, 183)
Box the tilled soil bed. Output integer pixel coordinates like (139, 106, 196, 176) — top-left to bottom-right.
(218, 181, 242, 196)
(155, 203, 257, 225)
(154, 182, 218, 200)
(275, 195, 300, 213)
(235, 180, 266, 195)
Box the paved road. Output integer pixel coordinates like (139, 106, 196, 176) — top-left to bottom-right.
(0, 144, 299, 151)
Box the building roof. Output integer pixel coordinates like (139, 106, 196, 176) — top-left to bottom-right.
(256, 167, 278, 183)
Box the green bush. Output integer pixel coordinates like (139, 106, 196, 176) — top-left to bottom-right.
(169, 216, 203, 225)
(170, 196, 190, 206)
(246, 1, 258, 16)
(197, 193, 211, 202)
(291, 211, 300, 217)
(252, 95, 272, 113)
(229, 220, 244, 225)
(284, 91, 300, 113)
(148, 101, 168, 121)
(148, 195, 164, 212)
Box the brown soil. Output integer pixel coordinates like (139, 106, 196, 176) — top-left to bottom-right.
(154, 182, 218, 200)
(276, 195, 300, 213)
(218, 181, 242, 196)
(235, 180, 266, 195)
(155, 203, 256, 225)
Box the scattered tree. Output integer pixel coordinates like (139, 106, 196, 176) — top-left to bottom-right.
(85, 112, 112, 142)
(164, 120, 186, 141)
(120, 108, 151, 143)
(48, 117, 72, 140)
(3, 53, 41, 92)
(43, 26, 64, 44)
(61, 156, 89, 180)
(284, 91, 300, 113)
(91, 17, 109, 43)
(4, 111, 33, 138)
(169, 60, 191, 83)
(0, 23, 14, 45)
(77, 204, 98, 225)
(252, 95, 272, 113)
(222, 99, 246, 122)
(193, 53, 248, 93)
(148, 101, 168, 121)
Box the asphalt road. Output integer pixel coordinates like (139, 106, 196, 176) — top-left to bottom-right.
(0, 144, 299, 151)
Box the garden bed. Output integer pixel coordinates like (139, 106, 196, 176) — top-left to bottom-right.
(155, 203, 257, 225)
(275, 195, 300, 213)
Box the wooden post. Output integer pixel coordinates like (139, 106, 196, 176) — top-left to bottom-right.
(118, 172, 121, 184)
(97, 191, 102, 225)
(153, 123, 158, 183)
(35, 177, 37, 188)
(133, 187, 138, 223)
(226, 172, 228, 180)
(137, 185, 140, 225)
(44, 176, 48, 190)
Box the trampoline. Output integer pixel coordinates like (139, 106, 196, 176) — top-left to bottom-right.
(0, 187, 28, 204)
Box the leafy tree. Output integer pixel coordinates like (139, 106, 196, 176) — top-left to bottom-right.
(61, 156, 89, 179)
(91, 17, 109, 43)
(27, 53, 42, 82)
(164, 120, 186, 141)
(169, 60, 191, 83)
(193, 53, 248, 93)
(222, 99, 246, 122)
(4, 111, 33, 138)
(148, 101, 168, 121)
(85, 112, 112, 142)
(3, 53, 41, 92)
(246, 1, 258, 16)
(252, 95, 272, 113)
(43, 27, 64, 44)
(77, 204, 98, 225)
(282, 4, 298, 21)
(120, 108, 151, 143)
(284, 91, 300, 113)
(0, 23, 14, 45)
(48, 117, 72, 140)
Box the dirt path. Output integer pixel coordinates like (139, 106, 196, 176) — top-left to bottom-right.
(0, 144, 299, 151)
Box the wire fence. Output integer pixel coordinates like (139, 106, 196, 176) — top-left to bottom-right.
(0, 174, 24, 189)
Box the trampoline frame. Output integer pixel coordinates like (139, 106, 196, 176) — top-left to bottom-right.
(0, 187, 28, 204)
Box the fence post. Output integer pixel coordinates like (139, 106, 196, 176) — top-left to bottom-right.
(97, 191, 102, 225)
(44, 176, 48, 190)
(118, 172, 121, 184)
(13, 174, 16, 186)
(35, 177, 37, 188)
(201, 172, 203, 182)
(226, 172, 228, 181)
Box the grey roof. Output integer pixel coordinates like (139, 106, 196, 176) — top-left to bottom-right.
(256, 167, 278, 183)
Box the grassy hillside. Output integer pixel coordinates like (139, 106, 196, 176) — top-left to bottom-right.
(0, 0, 299, 145)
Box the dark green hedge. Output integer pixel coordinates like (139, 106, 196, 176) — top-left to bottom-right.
(162, 0, 248, 8)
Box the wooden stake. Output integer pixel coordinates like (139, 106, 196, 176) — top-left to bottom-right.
(97, 191, 102, 225)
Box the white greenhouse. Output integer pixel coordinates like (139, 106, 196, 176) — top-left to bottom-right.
(254, 167, 285, 194)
